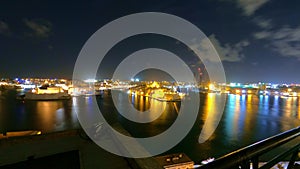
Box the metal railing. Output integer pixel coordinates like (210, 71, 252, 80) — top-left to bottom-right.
(198, 126, 300, 169)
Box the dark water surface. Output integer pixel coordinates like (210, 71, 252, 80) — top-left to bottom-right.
(1, 89, 300, 162)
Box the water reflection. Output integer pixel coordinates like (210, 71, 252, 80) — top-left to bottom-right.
(33, 101, 78, 132)
(0, 96, 79, 133)
(111, 91, 168, 123)
(298, 98, 300, 119)
(224, 94, 300, 145)
(224, 94, 240, 140)
(1, 91, 300, 162)
(200, 93, 225, 141)
(34, 101, 62, 131)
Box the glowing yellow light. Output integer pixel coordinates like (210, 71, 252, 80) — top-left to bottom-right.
(149, 81, 160, 88)
(282, 92, 289, 96)
(209, 84, 215, 90)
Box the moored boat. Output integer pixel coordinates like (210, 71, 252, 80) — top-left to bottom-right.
(19, 86, 71, 100)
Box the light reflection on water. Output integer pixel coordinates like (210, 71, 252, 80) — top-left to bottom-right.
(0, 90, 300, 162)
(0, 94, 79, 133)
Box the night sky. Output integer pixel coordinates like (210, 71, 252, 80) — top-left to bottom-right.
(1, 0, 300, 83)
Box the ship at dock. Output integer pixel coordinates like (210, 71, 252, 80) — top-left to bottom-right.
(18, 86, 71, 101)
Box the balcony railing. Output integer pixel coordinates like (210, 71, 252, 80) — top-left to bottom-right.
(198, 126, 300, 169)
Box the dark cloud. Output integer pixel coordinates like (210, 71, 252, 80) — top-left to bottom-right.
(190, 34, 249, 62)
(0, 21, 11, 36)
(254, 25, 300, 59)
(23, 19, 52, 38)
(235, 0, 269, 16)
(253, 17, 273, 29)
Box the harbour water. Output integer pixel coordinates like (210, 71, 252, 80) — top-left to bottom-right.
(0, 89, 300, 163)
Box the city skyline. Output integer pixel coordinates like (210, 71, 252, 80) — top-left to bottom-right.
(1, 0, 300, 83)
